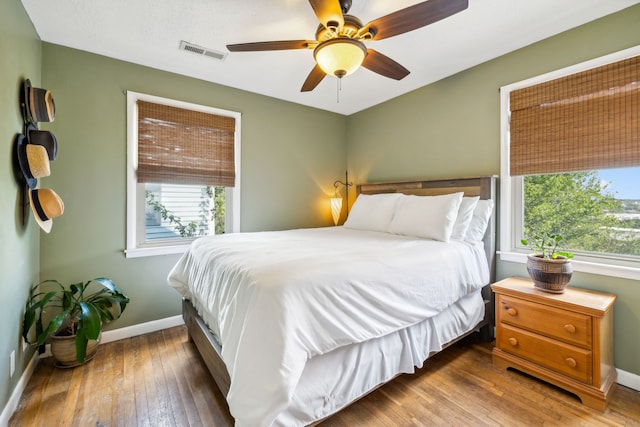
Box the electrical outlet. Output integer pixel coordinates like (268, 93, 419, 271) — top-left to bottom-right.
(10, 350, 15, 378)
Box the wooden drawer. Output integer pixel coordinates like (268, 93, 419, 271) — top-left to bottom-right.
(497, 323, 592, 384)
(496, 294, 592, 348)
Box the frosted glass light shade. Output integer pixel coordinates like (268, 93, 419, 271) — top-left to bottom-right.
(331, 197, 343, 225)
(314, 39, 367, 78)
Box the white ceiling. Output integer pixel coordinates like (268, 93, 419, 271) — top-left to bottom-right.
(21, 0, 639, 115)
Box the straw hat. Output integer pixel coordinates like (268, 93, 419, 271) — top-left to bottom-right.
(17, 134, 51, 189)
(29, 188, 64, 233)
(25, 80, 56, 123)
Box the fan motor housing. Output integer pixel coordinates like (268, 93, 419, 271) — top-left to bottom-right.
(316, 15, 364, 42)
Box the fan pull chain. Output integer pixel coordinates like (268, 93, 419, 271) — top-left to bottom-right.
(336, 78, 342, 103)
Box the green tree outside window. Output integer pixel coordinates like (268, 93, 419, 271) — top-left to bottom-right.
(524, 171, 640, 257)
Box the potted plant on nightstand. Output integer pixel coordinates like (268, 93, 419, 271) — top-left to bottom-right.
(521, 232, 574, 294)
(22, 277, 129, 367)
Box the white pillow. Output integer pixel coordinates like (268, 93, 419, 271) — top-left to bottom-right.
(343, 193, 401, 232)
(387, 192, 464, 242)
(465, 199, 494, 242)
(450, 196, 480, 241)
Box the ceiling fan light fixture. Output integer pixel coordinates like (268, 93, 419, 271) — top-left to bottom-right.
(314, 38, 367, 78)
(228, 0, 469, 92)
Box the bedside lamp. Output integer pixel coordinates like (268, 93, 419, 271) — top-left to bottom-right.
(330, 197, 343, 226)
(331, 170, 353, 226)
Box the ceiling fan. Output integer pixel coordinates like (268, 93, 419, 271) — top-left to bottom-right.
(227, 0, 469, 92)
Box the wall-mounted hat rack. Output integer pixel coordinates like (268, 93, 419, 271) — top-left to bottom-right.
(16, 78, 64, 233)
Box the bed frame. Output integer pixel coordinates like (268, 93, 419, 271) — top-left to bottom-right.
(182, 175, 498, 410)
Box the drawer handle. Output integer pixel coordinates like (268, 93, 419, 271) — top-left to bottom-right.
(505, 307, 518, 316)
(565, 357, 577, 368)
(564, 324, 576, 334)
(508, 337, 518, 346)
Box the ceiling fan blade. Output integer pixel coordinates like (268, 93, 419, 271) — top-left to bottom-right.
(362, 49, 410, 80)
(308, 0, 344, 31)
(301, 64, 327, 92)
(227, 40, 316, 52)
(362, 0, 468, 41)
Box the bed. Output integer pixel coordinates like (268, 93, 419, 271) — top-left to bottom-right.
(168, 176, 497, 426)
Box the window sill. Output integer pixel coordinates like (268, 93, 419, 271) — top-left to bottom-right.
(498, 251, 640, 281)
(124, 244, 190, 258)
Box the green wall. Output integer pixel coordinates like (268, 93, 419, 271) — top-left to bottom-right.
(347, 5, 640, 375)
(38, 43, 347, 330)
(0, 0, 41, 415)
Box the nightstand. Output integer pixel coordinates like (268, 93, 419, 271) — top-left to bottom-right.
(491, 277, 617, 410)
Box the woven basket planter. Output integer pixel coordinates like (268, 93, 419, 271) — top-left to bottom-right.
(50, 333, 101, 368)
(526, 254, 572, 294)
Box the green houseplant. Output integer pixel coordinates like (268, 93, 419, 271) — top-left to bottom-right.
(23, 277, 129, 366)
(521, 232, 574, 260)
(521, 232, 574, 293)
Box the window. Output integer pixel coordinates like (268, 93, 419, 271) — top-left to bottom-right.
(500, 46, 640, 279)
(144, 183, 226, 240)
(126, 92, 241, 258)
(520, 168, 640, 256)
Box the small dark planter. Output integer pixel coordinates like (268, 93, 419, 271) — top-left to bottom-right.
(526, 254, 572, 293)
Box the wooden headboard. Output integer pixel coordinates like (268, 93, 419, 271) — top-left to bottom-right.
(356, 176, 498, 283)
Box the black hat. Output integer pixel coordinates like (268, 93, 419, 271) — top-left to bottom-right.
(26, 123, 58, 160)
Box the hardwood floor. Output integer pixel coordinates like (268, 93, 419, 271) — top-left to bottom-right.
(10, 326, 640, 426)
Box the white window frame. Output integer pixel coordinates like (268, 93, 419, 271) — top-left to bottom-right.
(125, 91, 241, 258)
(499, 45, 640, 281)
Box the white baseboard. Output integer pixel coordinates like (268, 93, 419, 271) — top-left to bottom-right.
(38, 315, 185, 358)
(101, 315, 184, 344)
(0, 351, 39, 427)
(617, 368, 640, 392)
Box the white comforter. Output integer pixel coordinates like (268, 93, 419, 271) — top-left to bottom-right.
(168, 227, 489, 426)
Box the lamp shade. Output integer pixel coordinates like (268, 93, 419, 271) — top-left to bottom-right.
(331, 197, 343, 225)
(314, 38, 367, 78)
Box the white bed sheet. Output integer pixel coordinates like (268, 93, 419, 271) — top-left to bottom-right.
(168, 226, 489, 426)
(277, 290, 485, 426)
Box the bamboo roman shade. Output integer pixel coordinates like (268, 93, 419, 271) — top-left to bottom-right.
(509, 55, 640, 176)
(137, 100, 236, 186)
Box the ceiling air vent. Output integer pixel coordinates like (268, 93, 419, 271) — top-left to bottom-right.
(179, 41, 227, 61)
